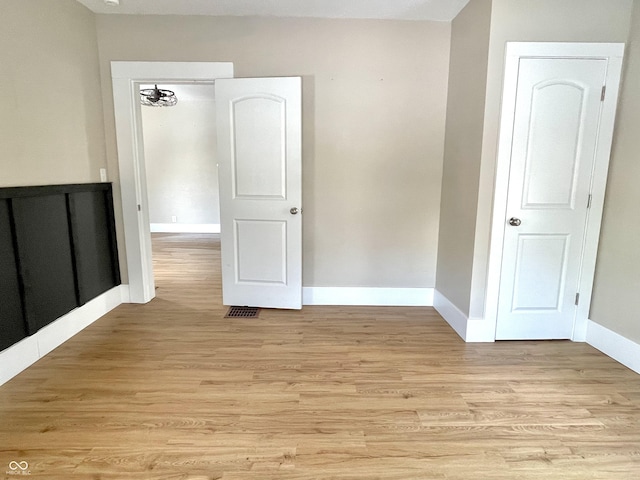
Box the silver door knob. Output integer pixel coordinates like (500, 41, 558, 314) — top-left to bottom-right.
(290, 207, 299, 215)
(508, 217, 522, 226)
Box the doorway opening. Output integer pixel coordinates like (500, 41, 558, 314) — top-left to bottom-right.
(139, 82, 222, 301)
(111, 62, 233, 304)
(140, 83, 221, 237)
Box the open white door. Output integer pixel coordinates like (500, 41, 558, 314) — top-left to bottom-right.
(494, 47, 622, 340)
(216, 77, 302, 309)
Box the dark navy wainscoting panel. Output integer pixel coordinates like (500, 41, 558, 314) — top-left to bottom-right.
(12, 194, 79, 334)
(0, 183, 120, 351)
(68, 190, 121, 305)
(0, 199, 26, 351)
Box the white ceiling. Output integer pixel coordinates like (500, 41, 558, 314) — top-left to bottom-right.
(75, 0, 471, 22)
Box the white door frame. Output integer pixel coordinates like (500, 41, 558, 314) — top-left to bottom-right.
(111, 62, 234, 303)
(484, 43, 624, 341)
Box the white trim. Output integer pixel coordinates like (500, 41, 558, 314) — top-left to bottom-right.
(302, 287, 433, 306)
(0, 285, 129, 387)
(150, 223, 220, 233)
(112, 62, 231, 80)
(484, 42, 625, 341)
(465, 319, 497, 343)
(111, 61, 234, 304)
(433, 289, 468, 340)
(573, 48, 624, 341)
(433, 290, 495, 342)
(586, 320, 640, 375)
(120, 283, 131, 303)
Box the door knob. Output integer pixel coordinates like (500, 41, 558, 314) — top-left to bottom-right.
(290, 207, 299, 215)
(508, 217, 522, 226)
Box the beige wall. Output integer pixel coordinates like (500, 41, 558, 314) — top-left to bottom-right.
(3, 0, 638, 344)
(435, 0, 492, 316)
(467, 0, 634, 319)
(591, 0, 640, 344)
(141, 97, 220, 226)
(96, 15, 450, 288)
(0, 0, 105, 187)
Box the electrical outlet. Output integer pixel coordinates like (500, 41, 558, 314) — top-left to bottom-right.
(100, 168, 107, 182)
(171, 216, 177, 223)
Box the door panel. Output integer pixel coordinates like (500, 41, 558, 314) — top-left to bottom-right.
(235, 220, 287, 285)
(523, 82, 585, 208)
(216, 77, 302, 309)
(232, 95, 286, 199)
(496, 58, 607, 340)
(511, 234, 570, 312)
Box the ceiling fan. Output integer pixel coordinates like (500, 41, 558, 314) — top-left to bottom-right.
(140, 84, 178, 107)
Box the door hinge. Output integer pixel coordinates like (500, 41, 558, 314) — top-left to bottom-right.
(575, 293, 580, 306)
(137, 204, 141, 212)
(601, 85, 606, 101)
(587, 194, 592, 209)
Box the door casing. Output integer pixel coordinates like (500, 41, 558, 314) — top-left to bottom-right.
(484, 43, 624, 341)
(111, 62, 234, 303)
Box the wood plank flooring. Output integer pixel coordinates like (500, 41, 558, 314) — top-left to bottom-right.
(1, 233, 639, 479)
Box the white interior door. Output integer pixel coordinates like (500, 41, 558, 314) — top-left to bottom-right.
(495, 58, 609, 340)
(216, 77, 302, 309)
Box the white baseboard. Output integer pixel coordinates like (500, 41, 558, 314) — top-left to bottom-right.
(150, 223, 220, 233)
(586, 320, 640, 375)
(433, 289, 468, 339)
(302, 287, 433, 306)
(119, 283, 131, 303)
(466, 319, 497, 342)
(433, 289, 495, 342)
(0, 284, 129, 387)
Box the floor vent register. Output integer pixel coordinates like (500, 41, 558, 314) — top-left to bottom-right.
(225, 306, 260, 318)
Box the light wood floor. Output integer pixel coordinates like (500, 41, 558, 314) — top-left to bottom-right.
(1, 233, 639, 479)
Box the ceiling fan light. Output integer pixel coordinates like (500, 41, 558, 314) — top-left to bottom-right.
(140, 84, 178, 107)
